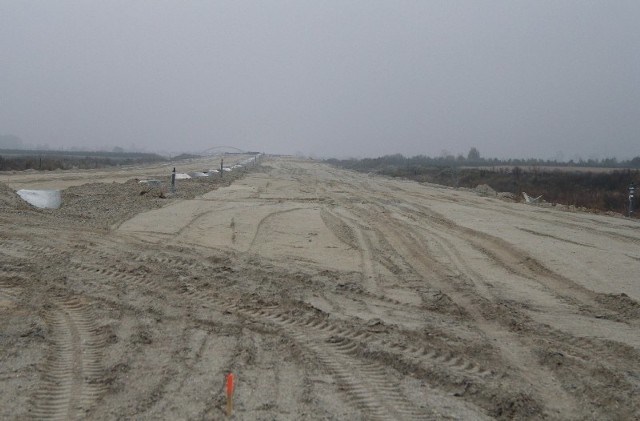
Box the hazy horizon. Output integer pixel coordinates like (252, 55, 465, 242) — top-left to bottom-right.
(2, 1, 639, 160)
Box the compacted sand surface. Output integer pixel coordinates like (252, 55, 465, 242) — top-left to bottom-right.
(1, 156, 639, 420)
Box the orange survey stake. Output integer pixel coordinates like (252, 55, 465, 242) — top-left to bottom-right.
(226, 372, 235, 396)
(226, 372, 235, 416)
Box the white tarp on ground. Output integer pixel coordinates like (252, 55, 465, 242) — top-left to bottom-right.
(16, 189, 62, 209)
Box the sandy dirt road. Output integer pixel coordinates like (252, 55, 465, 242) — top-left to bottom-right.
(1, 157, 639, 420)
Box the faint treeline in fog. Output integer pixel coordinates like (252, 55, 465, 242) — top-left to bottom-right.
(0, 150, 166, 171)
(327, 153, 640, 216)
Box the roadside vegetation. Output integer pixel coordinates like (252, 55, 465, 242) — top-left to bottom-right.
(327, 150, 640, 217)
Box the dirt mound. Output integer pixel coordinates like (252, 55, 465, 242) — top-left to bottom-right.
(475, 184, 497, 196)
(0, 182, 34, 211)
(55, 171, 247, 230)
(497, 191, 517, 201)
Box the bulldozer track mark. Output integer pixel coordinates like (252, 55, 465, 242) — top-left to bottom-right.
(70, 261, 145, 284)
(31, 298, 106, 420)
(132, 254, 209, 272)
(335, 283, 422, 310)
(543, 327, 640, 364)
(302, 336, 431, 420)
(0, 280, 23, 300)
(68, 246, 210, 275)
(0, 239, 41, 252)
(236, 305, 493, 381)
(240, 309, 432, 420)
(169, 280, 487, 419)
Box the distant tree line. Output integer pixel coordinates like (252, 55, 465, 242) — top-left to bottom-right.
(326, 150, 640, 172)
(0, 150, 166, 171)
(326, 149, 640, 216)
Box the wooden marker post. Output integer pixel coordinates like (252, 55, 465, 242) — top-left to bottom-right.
(226, 372, 235, 416)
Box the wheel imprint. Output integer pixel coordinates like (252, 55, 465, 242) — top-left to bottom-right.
(0, 280, 22, 301)
(237, 306, 431, 420)
(68, 243, 491, 419)
(31, 298, 106, 420)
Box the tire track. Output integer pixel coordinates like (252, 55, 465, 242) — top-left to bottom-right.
(516, 226, 598, 248)
(323, 209, 378, 293)
(0, 280, 22, 297)
(385, 207, 640, 374)
(128, 327, 196, 417)
(69, 261, 158, 292)
(396, 202, 640, 319)
(248, 207, 306, 252)
(0, 280, 22, 310)
(542, 325, 640, 363)
(187, 286, 492, 393)
(335, 283, 422, 310)
(152, 269, 487, 418)
(0, 240, 64, 257)
(378, 183, 640, 249)
(251, 307, 493, 379)
(232, 306, 435, 420)
(31, 298, 106, 420)
(47, 225, 545, 418)
(464, 198, 640, 246)
(342, 201, 581, 419)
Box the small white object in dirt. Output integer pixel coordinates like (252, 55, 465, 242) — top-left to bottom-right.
(222, 167, 232, 172)
(174, 173, 191, 179)
(522, 192, 543, 204)
(16, 189, 62, 209)
(190, 172, 209, 177)
(209, 169, 220, 173)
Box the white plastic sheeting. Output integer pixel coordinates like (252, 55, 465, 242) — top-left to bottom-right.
(16, 189, 62, 209)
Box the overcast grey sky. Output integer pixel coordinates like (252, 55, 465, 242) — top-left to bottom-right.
(1, 1, 639, 159)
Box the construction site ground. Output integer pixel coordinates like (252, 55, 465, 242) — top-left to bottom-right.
(1, 156, 639, 420)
